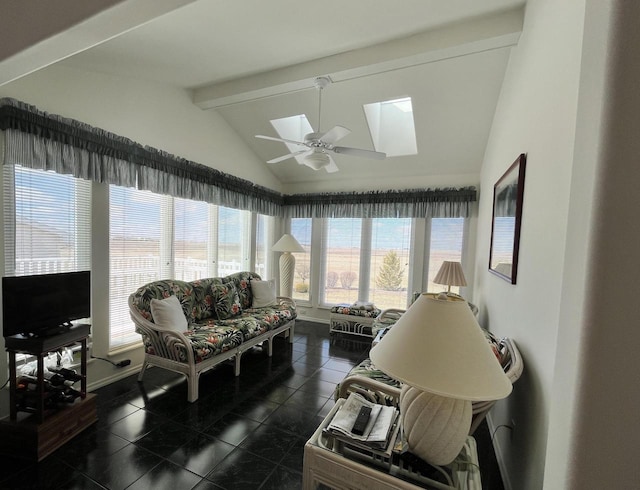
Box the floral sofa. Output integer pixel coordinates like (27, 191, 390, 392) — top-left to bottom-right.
(129, 271, 296, 402)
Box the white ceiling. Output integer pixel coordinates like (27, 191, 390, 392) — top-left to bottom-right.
(53, 0, 525, 188)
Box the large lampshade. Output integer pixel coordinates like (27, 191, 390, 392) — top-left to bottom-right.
(370, 293, 510, 400)
(369, 293, 511, 465)
(272, 234, 305, 298)
(272, 234, 305, 253)
(433, 261, 467, 293)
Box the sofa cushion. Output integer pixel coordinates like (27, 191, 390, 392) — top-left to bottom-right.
(217, 271, 261, 309)
(212, 281, 242, 320)
(189, 278, 218, 321)
(215, 303, 297, 341)
(142, 324, 244, 363)
(251, 279, 277, 308)
(150, 295, 188, 332)
(331, 304, 381, 318)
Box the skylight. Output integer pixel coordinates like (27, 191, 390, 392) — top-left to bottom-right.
(270, 115, 313, 164)
(364, 97, 417, 157)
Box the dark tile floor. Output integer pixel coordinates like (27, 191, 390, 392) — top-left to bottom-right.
(0, 320, 505, 489)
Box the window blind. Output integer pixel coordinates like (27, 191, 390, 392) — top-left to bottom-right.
(369, 218, 412, 309)
(3, 165, 91, 277)
(109, 185, 171, 350)
(255, 214, 273, 280)
(291, 217, 312, 304)
(217, 206, 250, 276)
(322, 218, 362, 305)
(428, 218, 465, 293)
(174, 197, 211, 281)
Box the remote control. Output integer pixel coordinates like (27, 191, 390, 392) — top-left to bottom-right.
(351, 405, 372, 435)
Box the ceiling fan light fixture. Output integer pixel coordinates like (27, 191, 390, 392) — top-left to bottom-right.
(304, 150, 330, 170)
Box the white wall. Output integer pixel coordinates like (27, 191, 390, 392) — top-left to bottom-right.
(473, 1, 585, 489)
(546, 1, 640, 488)
(0, 64, 282, 190)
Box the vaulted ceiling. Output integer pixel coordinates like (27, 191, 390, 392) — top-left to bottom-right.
(2, 0, 525, 188)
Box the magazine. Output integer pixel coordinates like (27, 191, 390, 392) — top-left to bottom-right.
(327, 392, 398, 447)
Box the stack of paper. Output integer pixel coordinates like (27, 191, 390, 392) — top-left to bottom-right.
(327, 393, 398, 448)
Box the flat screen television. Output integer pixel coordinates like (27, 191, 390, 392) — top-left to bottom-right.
(2, 271, 91, 338)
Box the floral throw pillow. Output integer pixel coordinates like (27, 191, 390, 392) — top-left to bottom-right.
(212, 281, 242, 320)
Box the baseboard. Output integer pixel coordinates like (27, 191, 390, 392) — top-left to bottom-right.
(86, 364, 141, 392)
(297, 315, 329, 325)
(486, 412, 513, 490)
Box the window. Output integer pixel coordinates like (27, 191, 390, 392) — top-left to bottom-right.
(427, 218, 465, 294)
(3, 165, 91, 276)
(217, 206, 250, 276)
(255, 214, 272, 279)
(109, 186, 171, 349)
(108, 193, 257, 350)
(174, 197, 211, 281)
(322, 218, 362, 305)
(369, 218, 412, 309)
(290, 218, 312, 303)
(363, 97, 417, 157)
(286, 216, 466, 311)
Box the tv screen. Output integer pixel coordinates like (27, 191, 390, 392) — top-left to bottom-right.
(2, 271, 91, 338)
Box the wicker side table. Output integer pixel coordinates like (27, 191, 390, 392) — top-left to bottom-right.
(304, 399, 482, 490)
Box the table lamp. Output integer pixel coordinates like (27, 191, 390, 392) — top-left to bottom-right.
(369, 293, 511, 465)
(433, 261, 467, 294)
(272, 234, 305, 297)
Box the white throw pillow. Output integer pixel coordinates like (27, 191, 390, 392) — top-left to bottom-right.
(251, 279, 277, 308)
(150, 295, 188, 332)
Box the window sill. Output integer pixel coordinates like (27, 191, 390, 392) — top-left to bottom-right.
(107, 340, 143, 357)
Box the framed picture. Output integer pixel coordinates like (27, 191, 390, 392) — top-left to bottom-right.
(489, 153, 527, 284)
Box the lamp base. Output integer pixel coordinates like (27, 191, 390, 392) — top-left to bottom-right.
(279, 252, 295, 297)
(399, 385, 472, 466)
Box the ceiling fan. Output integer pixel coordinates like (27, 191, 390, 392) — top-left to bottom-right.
(255, 76, 386, 173)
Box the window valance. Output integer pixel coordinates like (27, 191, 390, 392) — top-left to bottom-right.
(0, 97, 476, 218)
(283, 188, 476, 218)
(0, 98, 283, 215)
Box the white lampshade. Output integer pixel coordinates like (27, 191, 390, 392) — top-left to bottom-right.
(272, 234, 305, 253)
(370, 293, 511, 465)
(433, 261, 467, 291)
(370, 293, 510, 401)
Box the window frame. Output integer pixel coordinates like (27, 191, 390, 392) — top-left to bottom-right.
(107, 190, 262, 352)
(298, 216, 469, 311)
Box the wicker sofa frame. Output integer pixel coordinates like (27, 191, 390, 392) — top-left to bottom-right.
(128, 274, 296, 402)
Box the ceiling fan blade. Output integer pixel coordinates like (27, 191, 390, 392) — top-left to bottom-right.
(318, 125, 351, 144)
(332, 146, 387, 160)
(267, 149, 309, 164)
(256, 134, 307, 147)
(325, 156, 339, 173)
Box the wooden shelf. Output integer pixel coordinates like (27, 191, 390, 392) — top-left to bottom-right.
(0, 394, 97, 461)
(5, 324, 91, 423)
(2, 324, 97, 459)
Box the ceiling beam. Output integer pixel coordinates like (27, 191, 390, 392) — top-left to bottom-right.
(192, 6, 524, 110)
(0, 0, 196, 87)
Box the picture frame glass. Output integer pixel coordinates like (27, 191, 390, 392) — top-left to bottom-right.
(489, 154, 526, 284)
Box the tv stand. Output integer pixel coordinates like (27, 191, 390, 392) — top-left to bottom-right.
(1, 324, 97, 460)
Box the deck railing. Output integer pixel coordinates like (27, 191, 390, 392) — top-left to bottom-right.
(15, 258, 266, 279)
